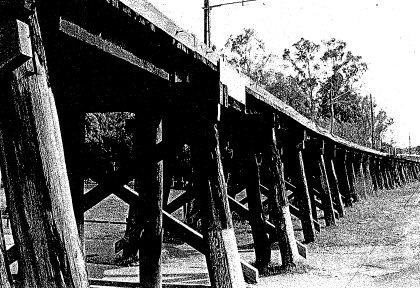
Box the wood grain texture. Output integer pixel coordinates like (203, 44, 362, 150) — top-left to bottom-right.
(191, 122, 245, 288)
(265, 126, 299, 266)
(0, 12, 89, 287)
(0, 19, 32, 71)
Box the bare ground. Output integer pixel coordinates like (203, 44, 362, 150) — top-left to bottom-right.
(2, 182, 420, 287)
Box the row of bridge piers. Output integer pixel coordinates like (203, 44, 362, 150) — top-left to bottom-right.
(1, 1, 420, 288)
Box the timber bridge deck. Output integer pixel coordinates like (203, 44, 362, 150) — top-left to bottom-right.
(0, 1, 419, 287)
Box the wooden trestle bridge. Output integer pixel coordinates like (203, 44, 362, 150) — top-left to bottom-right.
(0, 1, 419, 287)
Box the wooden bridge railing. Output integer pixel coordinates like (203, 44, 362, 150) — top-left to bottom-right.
(1, 1, 420, 287)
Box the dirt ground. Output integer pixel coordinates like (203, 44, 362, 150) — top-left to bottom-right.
(2, 182, 420, 287)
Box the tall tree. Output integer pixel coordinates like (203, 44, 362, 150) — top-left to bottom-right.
(374, 109, 394, 149)
(283, 38, 321, 118)
(223, 28, 275, 86)
(318, 38, 368, 123)
(265, 72, 311, 118)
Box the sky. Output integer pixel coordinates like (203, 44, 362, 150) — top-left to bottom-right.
(147, 0, 420, 148)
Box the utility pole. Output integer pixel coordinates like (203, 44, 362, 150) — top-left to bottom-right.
(203, 0, 258, 47)
(204, 0, 210, 45)
(329, 79, 335, 134)
(409, 133, 412, 154)
(370, 94, 375, 149)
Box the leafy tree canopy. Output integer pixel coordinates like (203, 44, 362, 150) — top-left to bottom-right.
(223, 29, 394, 148)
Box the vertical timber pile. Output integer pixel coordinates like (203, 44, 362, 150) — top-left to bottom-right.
(191, 115, 245, 287)
(0, 10, 89, 287)
(347, 153, 359, 202)
(293, 130, 315, 243)
(302, 143, 320, 225)
(265, 117, 298, 268)
(0, 198, 11, 288)
(336, 149, 352, 207)
(369, 157, 379, 193)
(385, 159, 395, 189)
(398, 161, 406, 186)
(363, 156, 375, 196)
(58, 111, 85, 244)
(381, 159, 390, 189)
(325, 144, 344, 218)
(135, 111, 164, 287)
(0, 141, 12, 287)
(243, 117, 271, 271)
(354, 154, 367, 199)
(375, 158, 385, 190)
(316, 141, 336, 226)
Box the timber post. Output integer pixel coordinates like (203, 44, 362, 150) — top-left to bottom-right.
(264, 116, 299, 268)
(399, 161, 407, 185)
(337, 149, 353, 206)
(372, 158, 380, 192)
(302, 141, 321, 225)
(243, 117, 271, 271)
(58, 110, 85, 245)
(293, 130, 316, 243)
(325, 144, 345, 218)
(314, 140, 336, 226)
(375, 158, 385, 190)
(0, 207, 12, 288)
(355, 153, 368, 199)
(135, 106, 165, 287)
(363, 155, 375, 196)
(381, 158, 390, 190)
(347, 153, 359, 202)
(386, 159, 395, 189)
(0, 147, 12, 287)
(191, 114, 245, 288)
(392, 159, 401, 188)
(0, 8, 89, 287)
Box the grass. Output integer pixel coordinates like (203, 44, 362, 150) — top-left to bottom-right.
(310, 184, 417, 250)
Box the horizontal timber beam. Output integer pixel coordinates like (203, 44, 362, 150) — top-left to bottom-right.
(58, 18, 170, 81)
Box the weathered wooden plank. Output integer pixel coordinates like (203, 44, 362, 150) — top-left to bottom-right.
(0, 19, 32, 71)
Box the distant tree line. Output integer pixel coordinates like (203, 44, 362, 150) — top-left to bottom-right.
(222, 28, 394, 149)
